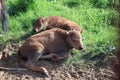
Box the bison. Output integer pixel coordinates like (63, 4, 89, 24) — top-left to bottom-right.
(33, 16, 83, 33)
(18, 28, 84, 77)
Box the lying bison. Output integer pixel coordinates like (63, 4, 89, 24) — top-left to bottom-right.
(18, 28, 84, 77)
(33, 16, 83, 33)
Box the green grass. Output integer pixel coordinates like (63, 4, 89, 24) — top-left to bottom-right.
(0, 0, 118, 66)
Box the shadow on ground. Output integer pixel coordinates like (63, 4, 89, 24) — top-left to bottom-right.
(0, 51, 65, 78)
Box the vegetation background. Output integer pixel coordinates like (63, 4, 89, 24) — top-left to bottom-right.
(0, 0, 119, 79)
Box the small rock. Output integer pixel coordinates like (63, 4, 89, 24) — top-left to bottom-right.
(45, 77, 50, 80)
(16, 77, 21, 80)
(65, 72, 71, 79)
(60, 74, 65, 79)
(70, 72, 78, 79)
(1, 49, 10, 60)
(0, 71, 4, 76)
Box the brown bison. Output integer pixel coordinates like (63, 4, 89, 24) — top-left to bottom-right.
(33, 16, 83, 33)
(18, 28, 84, 77)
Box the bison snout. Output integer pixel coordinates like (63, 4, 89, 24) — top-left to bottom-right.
(78, 46, 84, 50)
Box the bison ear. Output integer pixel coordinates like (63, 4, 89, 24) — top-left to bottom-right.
(42, 18, 46, 22)
(80, 29, 83, 33)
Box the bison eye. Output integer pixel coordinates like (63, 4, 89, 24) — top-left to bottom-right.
(72, 39, 78, 42)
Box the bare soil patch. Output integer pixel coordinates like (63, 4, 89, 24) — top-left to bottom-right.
(0, 42, 117, 80)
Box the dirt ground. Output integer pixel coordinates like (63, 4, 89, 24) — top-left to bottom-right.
(0, 42, 117, 80)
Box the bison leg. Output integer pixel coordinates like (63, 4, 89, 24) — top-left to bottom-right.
(51, 53, 68, 61)
(39, 53, 57, 59)
(39, 53, 68, 61)
(25, 52, 49, 77)
(51, 55, 68, 61)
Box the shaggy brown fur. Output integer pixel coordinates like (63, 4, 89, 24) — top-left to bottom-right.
(33, 16, 83, 33)
(18, 28, 84, 77)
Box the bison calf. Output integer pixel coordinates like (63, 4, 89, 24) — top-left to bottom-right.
(18, 28, 83, 77)
(33, 16, 83, 33)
